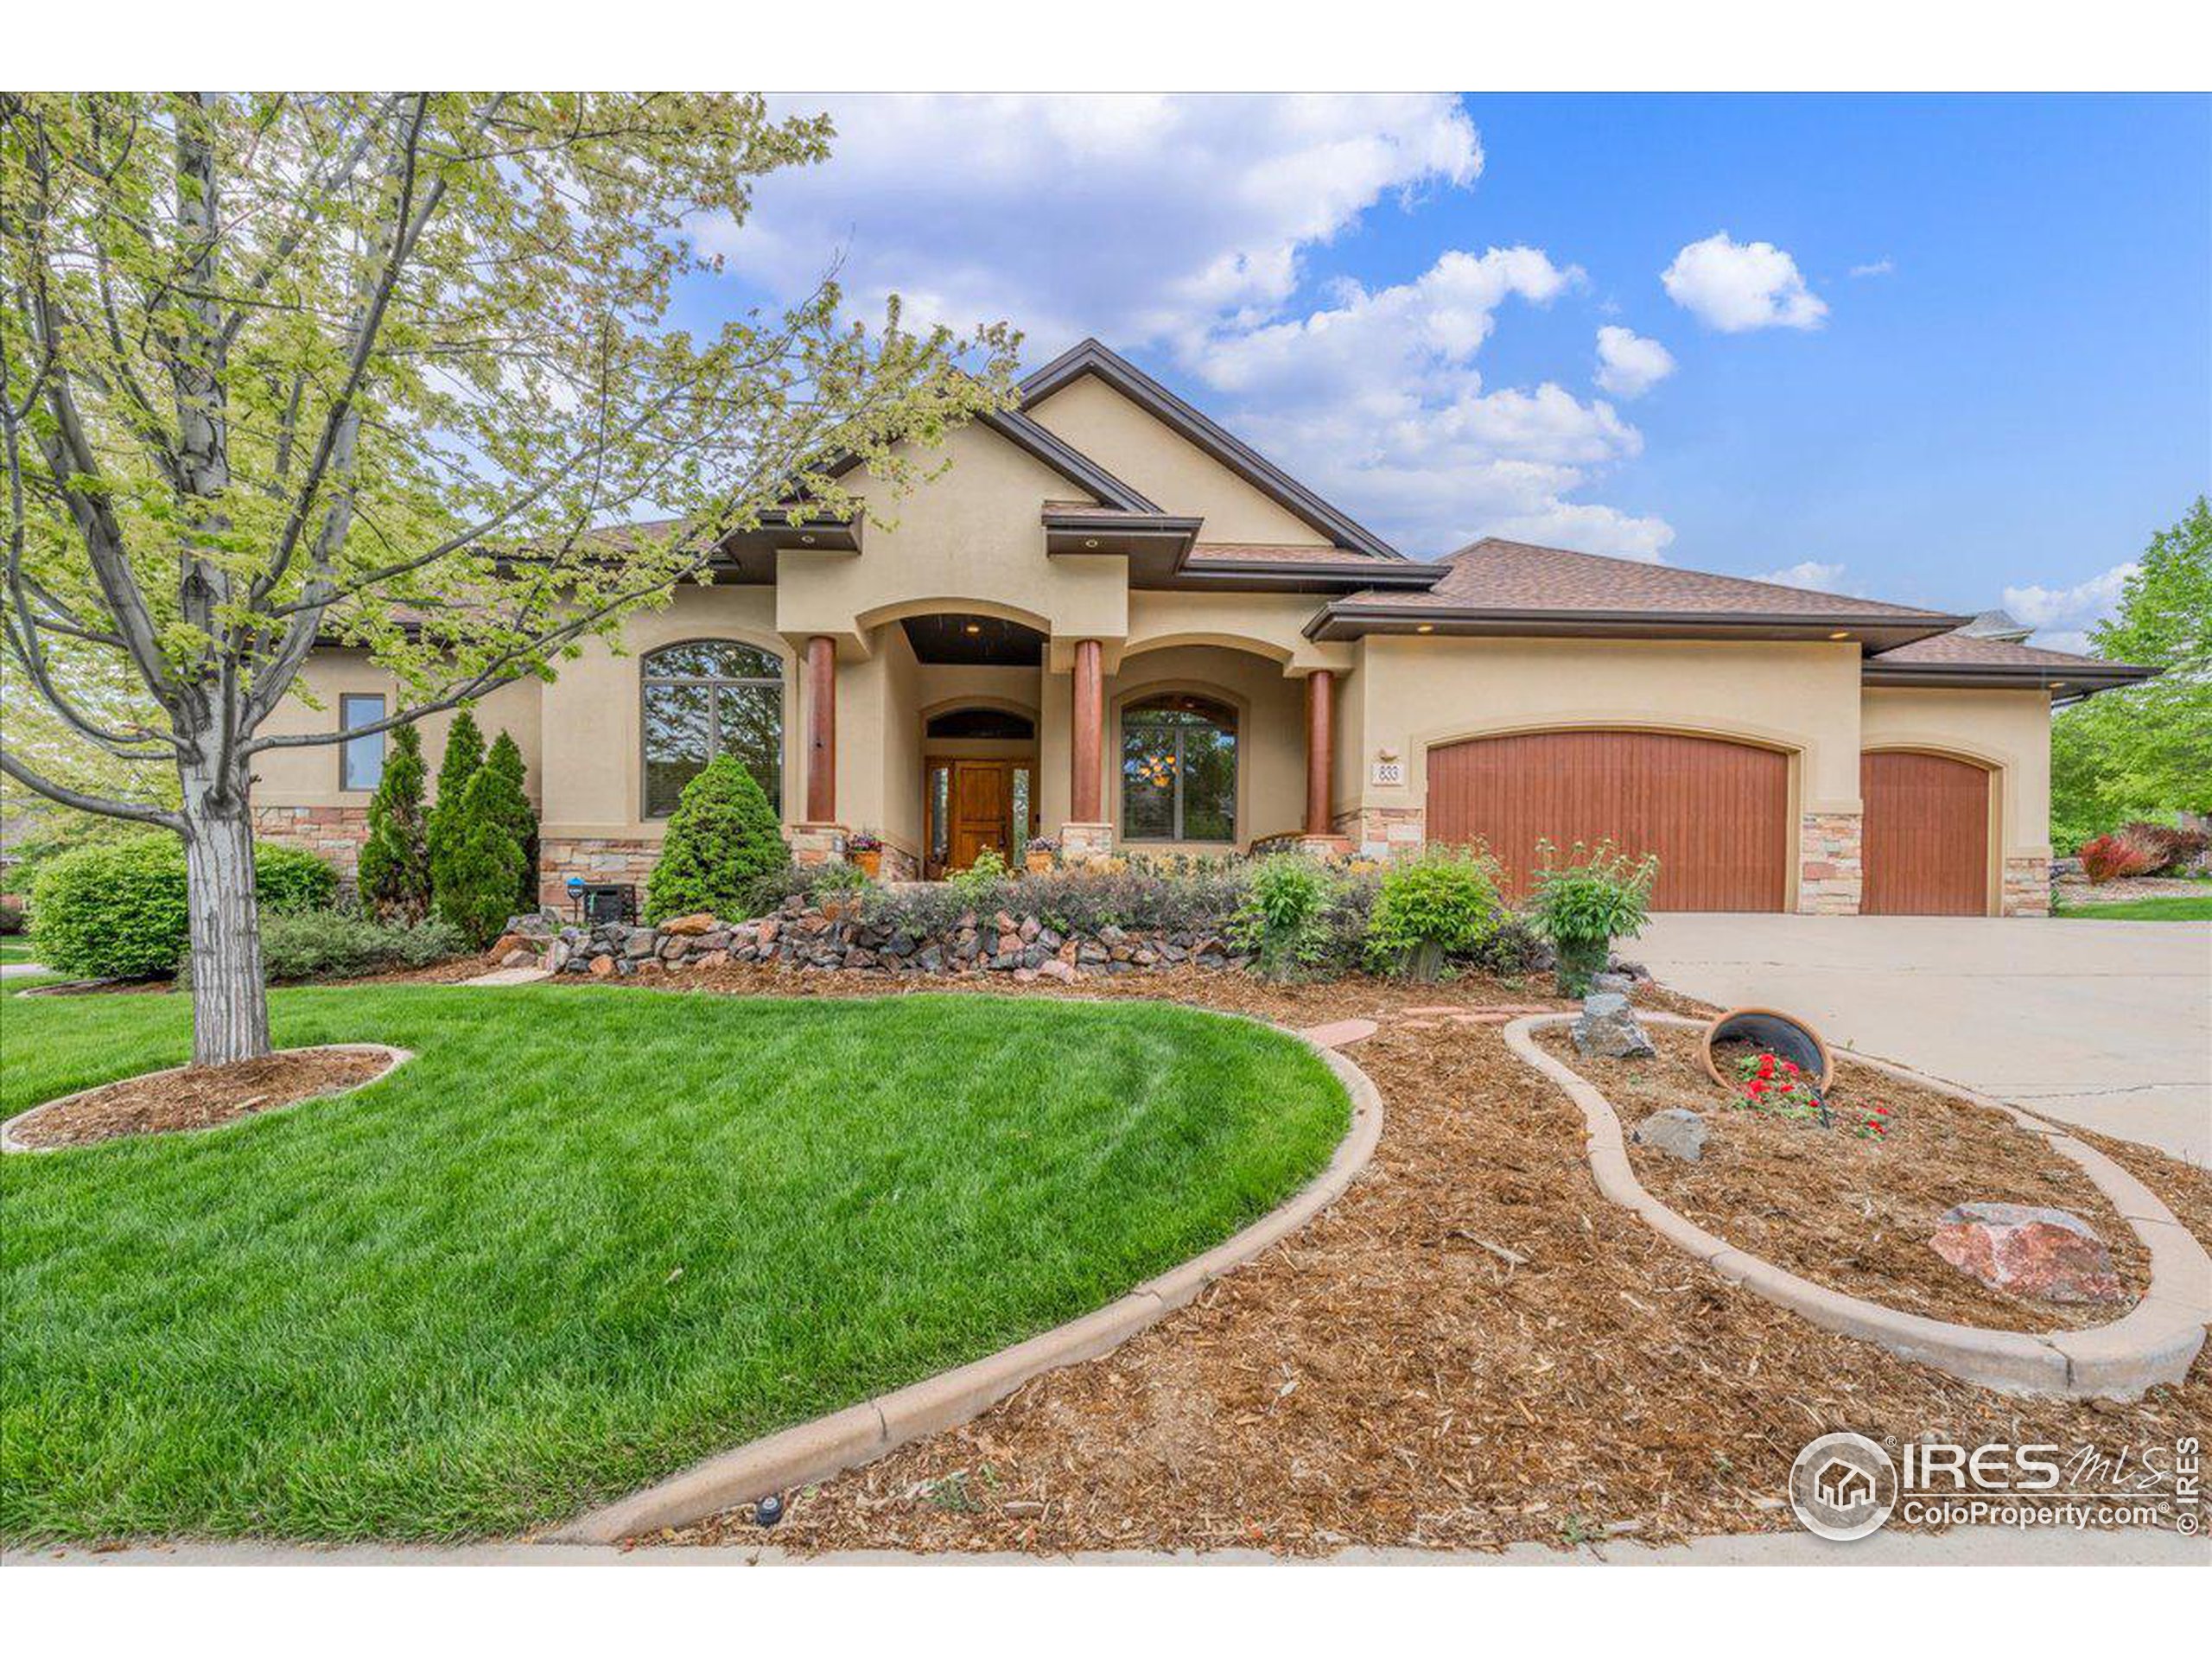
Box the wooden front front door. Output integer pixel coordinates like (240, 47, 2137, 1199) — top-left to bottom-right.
(925, 758, 1035, 875)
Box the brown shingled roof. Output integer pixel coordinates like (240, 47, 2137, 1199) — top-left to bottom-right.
(1187, 543, 1383, 566)
(1865, 628, 2157, 695)
(1338, 537, 1962, 620)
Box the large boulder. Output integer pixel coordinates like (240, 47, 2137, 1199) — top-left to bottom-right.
(1573, 991, 1656, 1059)
(1632, 1109, 1708, 1162)
(1929, 1203, 2128, 1305)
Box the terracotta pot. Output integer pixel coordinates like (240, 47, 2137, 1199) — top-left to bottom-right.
(1700, 1006, 1835, 1092)
(1026, 852, 1055, 876)
(854, 849, 882, 880)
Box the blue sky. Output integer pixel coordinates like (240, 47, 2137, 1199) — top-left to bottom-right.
(679, 93, 2210, 650)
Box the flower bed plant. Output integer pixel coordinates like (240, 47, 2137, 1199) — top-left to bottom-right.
(1726, 1047, 1890, 1141)
(1526, 840, 1658, 995)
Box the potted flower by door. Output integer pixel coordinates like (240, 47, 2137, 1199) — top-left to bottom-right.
(846, 830, 884, 880)
(1025, 836, 1059, 876)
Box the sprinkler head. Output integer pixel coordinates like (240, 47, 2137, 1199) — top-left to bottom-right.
(755, 1492, 785, 1528)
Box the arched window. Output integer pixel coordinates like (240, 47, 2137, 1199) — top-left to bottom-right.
(642, 640, 784, 817)
(1121, 693, 1236, 842)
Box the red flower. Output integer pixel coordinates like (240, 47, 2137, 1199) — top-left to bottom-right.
(1781, 1059, 1800, 1074)
(1747, 1080, 1769, 1096)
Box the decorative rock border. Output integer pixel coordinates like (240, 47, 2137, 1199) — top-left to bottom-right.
(550, 1030, 1384, 1543)
(1, 1044, 414, 1154)
(1506, 1012, 2211, 1399)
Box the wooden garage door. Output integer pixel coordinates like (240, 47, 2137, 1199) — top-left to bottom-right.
(1427, 730, 1789, 912)
(1860, 751, 1990, 915)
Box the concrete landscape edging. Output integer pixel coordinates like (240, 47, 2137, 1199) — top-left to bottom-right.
(0, 1043, 415, 1154)
(1506, 1012, 2210, 1399)
(551, 1029, 1384, 1544)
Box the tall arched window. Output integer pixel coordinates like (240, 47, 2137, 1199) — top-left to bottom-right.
(642, 640, 785, 817)
(1121, 693, 1236, 842)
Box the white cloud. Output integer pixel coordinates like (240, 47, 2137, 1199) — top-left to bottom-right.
(1593, 325, 1675, 399)
(2003, 563, 2137, 649)
(1849, 258, 1895, 278)
(1662, 232, 1829, 333)
(700, 94, 1669, 556)
(1753, 560, 1850, 593)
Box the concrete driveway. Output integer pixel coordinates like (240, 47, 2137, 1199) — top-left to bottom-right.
(1634, 914, 2211, 1166)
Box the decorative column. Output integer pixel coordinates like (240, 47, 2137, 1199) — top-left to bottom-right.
(1060, 639, 1113, 865)
(791, 634, 844, 868)
(1294, 669, 1351, 861)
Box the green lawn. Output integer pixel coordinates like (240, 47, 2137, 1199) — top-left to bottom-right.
(0, 938, 36, 963)
(0, 982, 1348, 1541)
(2053, 893, 2212, 921)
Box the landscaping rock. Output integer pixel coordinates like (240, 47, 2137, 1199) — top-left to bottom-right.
(1591, 971, 1635, 996)
(588, 955, 616, 977)
(1038, 957, 1077, 984)
(1929, 1203, 2129, 1305)
(1631, 1109, 1708, 1162)
(1572, 992, 1656, 1059)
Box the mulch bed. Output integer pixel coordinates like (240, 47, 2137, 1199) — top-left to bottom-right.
(1539, 1025, 2149, 1332)
(6, 1047, 395, 1150)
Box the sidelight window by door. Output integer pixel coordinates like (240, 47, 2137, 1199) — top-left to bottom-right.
(340, 694, 386, 791)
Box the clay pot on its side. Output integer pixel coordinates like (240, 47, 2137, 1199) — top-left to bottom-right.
(1701, 1006, 1835, 1092)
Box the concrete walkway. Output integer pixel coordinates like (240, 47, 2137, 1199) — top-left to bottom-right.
(1636, 914, 2212, 1166)
(12, 1527, 2204, 1567)
(0, 961, 49, 980)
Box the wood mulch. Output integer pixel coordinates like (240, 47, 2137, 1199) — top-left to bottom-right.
(530, 961, 2211, 1556)
(5, 1046, 394, 1150)
(1545, 1025, 2149, 1332)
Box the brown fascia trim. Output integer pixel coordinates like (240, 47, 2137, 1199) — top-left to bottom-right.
(1042, 509, 1203, 538)
(1862, 661, 2158, 694)
(1175, 559, 1445, 589)
(1018, 340, 1404, 563)
(1306, 604, 1974, 643)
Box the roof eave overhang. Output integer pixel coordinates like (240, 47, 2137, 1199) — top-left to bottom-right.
(1863, 662, 2158, 698)
(1160, 560, 1449, 595)
(1306, 607, 1973, 647)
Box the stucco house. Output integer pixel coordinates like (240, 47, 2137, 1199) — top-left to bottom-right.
(252, 340, 2152, 918)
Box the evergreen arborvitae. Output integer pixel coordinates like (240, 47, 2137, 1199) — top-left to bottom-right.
(355, 723, 431, 921)
(426, 709, 485, 903)
(645, 754, 790, 923)
(483, 730, 541, 911)
(436, 766, 527, 947)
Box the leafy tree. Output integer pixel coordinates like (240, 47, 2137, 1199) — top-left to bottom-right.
(425, 710, 485, 904)
(355, 723, 430, 922)
(0, 94, 1018, 1063)
(645, 754, 790, 922)
(482, 731, 539, 911)
(2049, 498, 2212, 850)
(435, 766, 526, 949)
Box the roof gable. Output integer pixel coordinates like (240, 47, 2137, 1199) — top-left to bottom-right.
(1018, 340, 1402, 562)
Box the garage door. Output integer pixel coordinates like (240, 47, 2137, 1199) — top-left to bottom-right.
(1860, 751, 1990, 915)
(1427, 729, 1789, 912)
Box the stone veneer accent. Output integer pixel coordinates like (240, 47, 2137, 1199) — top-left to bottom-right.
(788, 823, 846, 868)
(537, 836, 657, 909)
(252, 804, 371, 885)
(1058, 821, 1115, 867)
(1332, 804, 1426, 861)
(1796, 810, 1864, 915)
(874, 841, 922, 883)
(2002, 855, 2051, 918)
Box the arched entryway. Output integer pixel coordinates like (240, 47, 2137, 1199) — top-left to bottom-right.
(1860, 749, 1993, 915)
(1426, 728, 1792, 911)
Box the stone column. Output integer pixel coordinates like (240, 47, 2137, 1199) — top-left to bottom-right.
(804, 634, 836, 826)
(1061, 639, 1113, 865)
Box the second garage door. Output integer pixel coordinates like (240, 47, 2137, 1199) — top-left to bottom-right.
(1427, 729, 1790, 911)
(1860, 750, 1991, 915)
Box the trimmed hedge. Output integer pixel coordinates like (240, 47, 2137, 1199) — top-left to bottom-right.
(29, 836, 337, 980)
(177, 909, 467, 986)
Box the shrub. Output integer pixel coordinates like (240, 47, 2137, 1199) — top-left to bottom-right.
(435, 767, 527, 947)
(2080, 830, 2162, 884)
(29, 836, 337, 978)
(645, 753, 790, 923)
(1466, 911, 1548, 976)
(181, 909, 467, 986)
(1364, 848, 1503, 981)
(426, 709, 486, 899)
(1229, 855, 1335, 980)
(357, 723, 432, 922)
(947, 848, 1013, 905)
(0, 895, 24, 936)
(1526, 840, 1658, 996)
(483, 731, 540, 910)
(2117, 818, 2211, 875)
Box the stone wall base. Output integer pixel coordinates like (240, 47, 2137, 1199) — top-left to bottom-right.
(1797, 810, 1864, 915)
(253, 804, 371, 887)
(1058, 822, 1115, 867)
(1333, 805, 1425, 861)
(538, 836, 657, 910)
(2002, 855, 2051, 918)
(874, 841, 923, 883)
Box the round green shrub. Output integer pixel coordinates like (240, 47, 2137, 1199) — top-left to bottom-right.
(28, 835, 338, 979)
(645, 754, 791, 923)
(1364, 849, 1503, 980)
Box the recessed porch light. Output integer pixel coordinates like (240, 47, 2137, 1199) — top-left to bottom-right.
(1084, 538, 1099, 549)
(2052, 680, 2068, 689)
(963, 622, 982, 635)
(1828, 630, 1849, 639)
(1415, 623, 1435, 634)
(799, 534, 816, 545)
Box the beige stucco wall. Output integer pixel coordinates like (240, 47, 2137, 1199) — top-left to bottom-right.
(1345, 636, 1869, 821)
(1025, 373, 1332, 548)
(1862, 685, 2053, 857)
(252, 649, 543, 810)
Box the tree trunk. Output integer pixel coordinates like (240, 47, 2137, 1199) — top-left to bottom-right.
(181, 774, 270, 1067)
